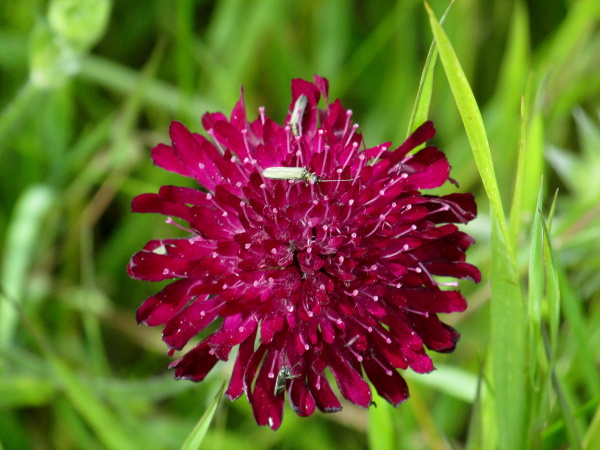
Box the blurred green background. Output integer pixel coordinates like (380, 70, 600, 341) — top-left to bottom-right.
(1, 0, 599, 449)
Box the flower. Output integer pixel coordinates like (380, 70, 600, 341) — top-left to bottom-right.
(128, 75, 481, 430)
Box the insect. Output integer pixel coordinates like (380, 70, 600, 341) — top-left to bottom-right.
(262, 167, 352, 185)
(274, 366, 301, 396)
(289, 94, 308, 137)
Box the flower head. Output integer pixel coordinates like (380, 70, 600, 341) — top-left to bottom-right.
(128, 75, 481, 429)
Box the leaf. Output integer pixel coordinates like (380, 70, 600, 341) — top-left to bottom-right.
(368, 393, 395, 450)
(424, 2, 511, 256)
(50, 358, 140, 450)
(180, 382, 226, 450)
(490, 214, 527, 449)
(407, 1, 454, 137)
(0, 185, 56, 348)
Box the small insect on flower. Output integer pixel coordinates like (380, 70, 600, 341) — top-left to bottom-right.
(262, 167, 320, 184)
(289, 94, 308, 137)
(274, 366, 301, 396)
(128, 75, 481, 430)
(262, 167, 352, 184)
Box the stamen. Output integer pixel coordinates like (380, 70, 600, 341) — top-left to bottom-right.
(259, 182, 270, 206)
(392, 224, 417, 239)
(347, 344, 363, 362)
(353, 154, 366, 184)
(298, 332, 310, 351)
(295, 147, 305, 168)
(165, 217, 194, 234)
(364, 214, 388, 238)
(325, 310, 344, 326)
(343, 122, 359, 149)
(370, 353, 393, 376)
(343, 199, 355, 222)
(320, 144, 329, 175)
(302, 295, 314, 317)
(404, 306, 429, 318)
(206, 128, 226, 155)
(382, 244, 411, 260)
(341, 142, 358, 169)
(239, 201, 256, 227)
(267, 352, 278, 378)
(241, 129, 253, 160)
(428, 203, 451, 215)
(316, 129, 325, 154)
(340, 110, 353, 144)
(231, 154, 251, 182)
(305, 199, 318, 220)
(369, 144, 389, 165)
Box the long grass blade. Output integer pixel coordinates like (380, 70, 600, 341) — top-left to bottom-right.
(180, 382, 226, 450)
(424, 2, 510, 254)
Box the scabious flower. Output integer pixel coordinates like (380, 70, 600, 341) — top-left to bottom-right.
(128, 75, 481, 430)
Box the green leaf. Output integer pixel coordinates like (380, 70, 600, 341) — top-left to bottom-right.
(406, 363, 478, 403)
(508, 97, 527, 251)
(368, 393, 395, 450)
(527, 181, 544, 393)
(407, 1, 454, 137)
(494, 2, 530, 115)
(0, 375, 56, 408)
(50, 358, 140, 450)
(180, 382, 226, 450)
(406, 44, 437, 137)
(424, 2, 511, 256)
(541, 198, 560, 362)
(0, 184, 56, 348)
(555, 267, 600, 400)
(490, 214, 527, 450)
(584, 404, 600, 450)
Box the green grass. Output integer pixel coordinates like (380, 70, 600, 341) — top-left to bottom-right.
(1, 0, 600, 448)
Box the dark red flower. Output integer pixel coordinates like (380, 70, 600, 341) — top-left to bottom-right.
(128, 75, 480, 429)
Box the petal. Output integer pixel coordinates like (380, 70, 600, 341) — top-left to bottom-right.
(425, 261, 482, 283)
(403, 147, 450, 189)
(169, 341, 220, 382)
(136, 278, 199, 326)
(243, 345, 268, 406)
(429, 193, 477, 223)
(225, 330, 256, 400)
(307, 359, 342, 413)
(404, 288, 468, 314)
(289, 377, 316, 417)
(168, 121, 206, 180)
(162, 297, 222, 350)
(363, 356, 409, 406)
(387, 121, 436, 165)
(190, 205, 240, 240)
(131, 193, 192, 222)
(248, 349, 284, 429)
(151, 143, 189, 176)
(328, 347, 372, 408)
(157, 185, 213, 207)
(411, 314, 461, 353)
(127, 251, 195, 281)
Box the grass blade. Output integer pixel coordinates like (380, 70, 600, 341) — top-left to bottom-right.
(424, 2, 510, 254)
(50, 358, 140, 450)
(180, 382, 226, 450)
(406, 44, 437, 137)
(368, 393, 395, 450)
(407, 1, 458, 136)
(0, 185, 55, 348)
(490, 214, 527, 449)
